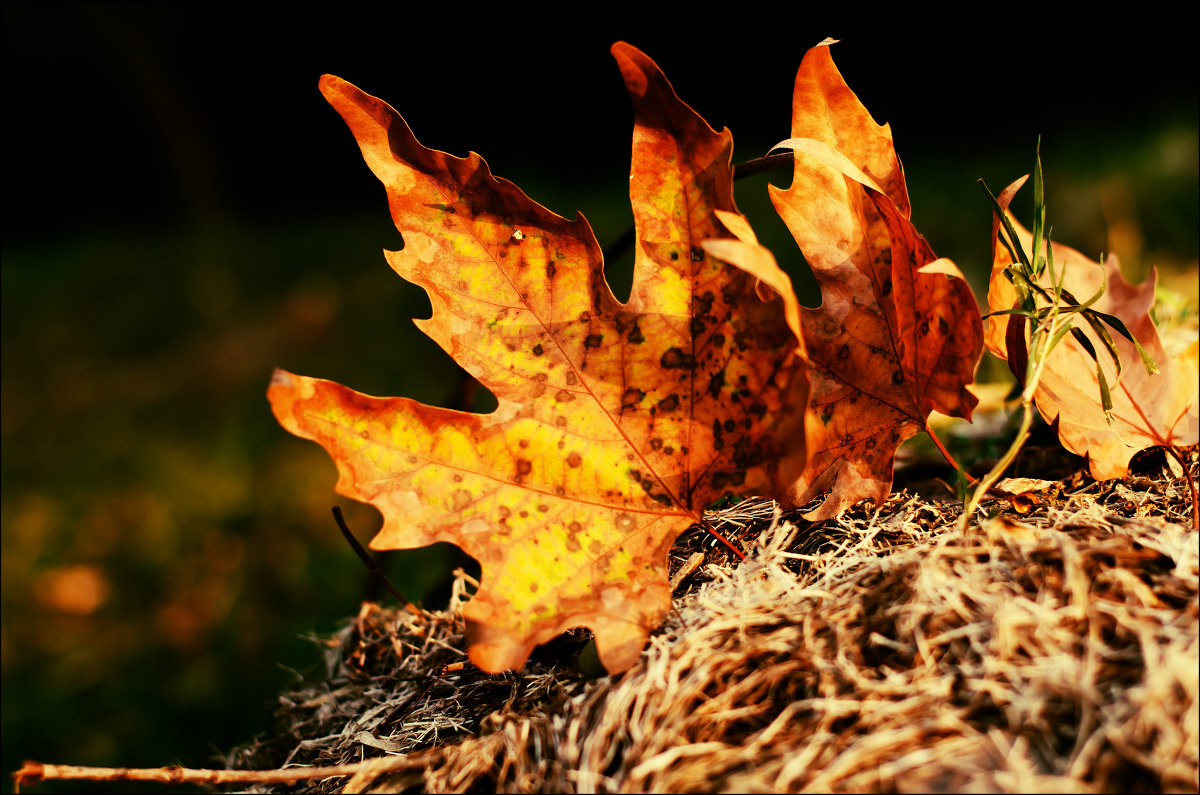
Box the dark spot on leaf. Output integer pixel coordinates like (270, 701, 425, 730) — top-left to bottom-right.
(921, 319, 930, 336)
(657, 393, 679, 412)
(565, 371, 579, 386)
(732, 437, 754, 467)
(556, 389, 575, 403)
(708, 370, 725, 398)
(660, 348, 696, 369)
(866, 438, 877, 450)
(566, 532, 581, 553)
(567, 452, 583, 468)
(723, 419, 736, 432)
(841, 434, 852, 446)
(578, 311, 591, 324)
(838, 344, 850, 360)
(555, 417, 567, 427)
(585, 333, 603, 348)
(532, 344, 544, 356)
(820, 405, 834, 424)
(622, 387, 645, 410)
(534, 372, 548, 383)
(891, 371, 904, 385)
(627, 323, 645, 344)
(881, 278, 892, 296)
(516, 459, 533, 481)
(519, 439, 530, 449)
(690, 317, 706, 337)
(520, 510, 529, 518)
(670, 251, 679, 261)
(546, 262, 556, 279)
(711, 469, 746, 489)
(453, 474, 462, 482)
(649, 438, 663, 451)
(530, 582, 539, 593)
(537, 504, 549, 513)
(749, 403, 767, 417)
(938, 316, 949, 335)
(711, 333, 725, 347)
(498, 505, 511, 520)
(663, 445, 674, 455)
(616, 514, 636, 532)
(690, 246, 705, 263)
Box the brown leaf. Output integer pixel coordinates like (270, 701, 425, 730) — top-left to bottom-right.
(268, 44, 808, 674)
(717, 40, 982, 520)
(985, 179, 1199, 478)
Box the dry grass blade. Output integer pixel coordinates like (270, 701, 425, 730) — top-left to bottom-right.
(219, 452, 1198, 794)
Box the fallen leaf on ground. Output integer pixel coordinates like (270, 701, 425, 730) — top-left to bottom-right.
(714, 39, 982, 520)
(269, 43, 808, 674)
(985, 178, 1199, 479)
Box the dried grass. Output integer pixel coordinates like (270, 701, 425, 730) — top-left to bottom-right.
(229, 450, 1198, 793)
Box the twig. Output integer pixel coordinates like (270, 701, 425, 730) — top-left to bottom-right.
(332, 506, 413, 608)
(12, 756, 424, 792)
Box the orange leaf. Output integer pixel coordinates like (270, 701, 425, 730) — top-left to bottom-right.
(985, 179, 1199, 478)
(730, 40, 982, 520)
(268, 43, 808, 674)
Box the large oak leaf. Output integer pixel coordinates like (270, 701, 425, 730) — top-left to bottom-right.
(761, 40, 982, 519)
(268, 43, 808, 674)
(986, 177, 1199, 478)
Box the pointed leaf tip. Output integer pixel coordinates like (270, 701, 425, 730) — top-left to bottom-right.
(769, 40, 982, 520)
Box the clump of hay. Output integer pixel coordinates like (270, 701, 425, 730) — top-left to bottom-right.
(230, 453, 1198, 793)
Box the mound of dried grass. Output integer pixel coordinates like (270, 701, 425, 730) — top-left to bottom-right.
(230, 454, 1198, 793)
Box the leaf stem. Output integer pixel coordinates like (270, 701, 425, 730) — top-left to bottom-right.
(925, 424, 978, 486)
(700, 519, 746, 562)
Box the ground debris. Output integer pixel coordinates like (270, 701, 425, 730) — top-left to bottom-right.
(227, 448, 1198, 793)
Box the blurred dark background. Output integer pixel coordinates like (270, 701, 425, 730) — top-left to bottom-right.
(2, 3, 1196, 791)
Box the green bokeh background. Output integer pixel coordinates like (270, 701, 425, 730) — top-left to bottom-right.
(3, 4, 1196, 791)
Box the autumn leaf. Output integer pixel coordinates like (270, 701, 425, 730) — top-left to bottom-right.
(268, 43, 808, 674)
(713, 39, 983, 520)
(985, 177, 1199, 478)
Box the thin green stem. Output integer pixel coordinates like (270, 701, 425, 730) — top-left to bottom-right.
(959, 299, 1067, 532)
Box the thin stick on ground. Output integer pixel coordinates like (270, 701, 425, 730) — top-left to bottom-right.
(11, 757, 422, 793)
